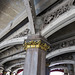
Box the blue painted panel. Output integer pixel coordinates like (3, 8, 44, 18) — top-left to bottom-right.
(34, 0, 57, 15)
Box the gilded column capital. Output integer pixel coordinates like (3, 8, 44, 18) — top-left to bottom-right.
(24, 40, 50, 51)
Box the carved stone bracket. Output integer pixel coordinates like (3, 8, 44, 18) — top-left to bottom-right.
(13, 29, 30, 38)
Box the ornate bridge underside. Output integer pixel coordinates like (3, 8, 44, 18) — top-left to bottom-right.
(0, 0, 75, 75)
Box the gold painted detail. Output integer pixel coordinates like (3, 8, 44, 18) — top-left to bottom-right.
(24, 40, 50, 51)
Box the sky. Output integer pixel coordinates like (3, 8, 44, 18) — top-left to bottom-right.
(50, 71, 64, 75)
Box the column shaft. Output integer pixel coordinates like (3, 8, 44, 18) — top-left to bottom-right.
(0, 69, 3, 75)
(46, 67, 50, 75)
(10, 72, 13, 75)
(64, 73, 68, 75)
(2, 70, 7, 75)
(23, 48, 46, 75)
(73, 64, 75, 75)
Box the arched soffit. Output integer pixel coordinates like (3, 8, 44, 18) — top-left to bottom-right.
(46, 46, 75, 59)
(0, 55, 25, 65)
(0, 67, 4, 70)
(13, 67, 24, 73)
(6, 62, 24, 71)
(49, 60, 75, 67)
(41, 7, 75, 38)
(0, 36, 27, 50)
(50, 66, 68, 70)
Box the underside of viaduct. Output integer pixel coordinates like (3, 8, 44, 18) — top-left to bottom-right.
(0, 0, 75, 75)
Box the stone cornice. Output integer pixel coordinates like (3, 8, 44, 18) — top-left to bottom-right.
(42, 0, 74, 28)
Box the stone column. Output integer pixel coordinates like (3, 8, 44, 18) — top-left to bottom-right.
(64, 73, 68, 75)
(73, 64, 75, 75)
(72, 54, 75, 75)
(46, 66, 50, 75)
(23, 35, 50, 75)
(0, 69, 3, 75)
(2, 70, 7, 75)
(67, 64, 74, 75)
(10, 72, 14, 75)
(64, 69, 68, 75)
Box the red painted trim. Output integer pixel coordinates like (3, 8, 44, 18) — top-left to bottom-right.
(50, 69, 64, 72)
(17, 69, 23, 74)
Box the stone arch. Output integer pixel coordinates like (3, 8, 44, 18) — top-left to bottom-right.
(0, 36, 27, 50)
(6, 62, 24, 71)
(50, 60, 75, 67)
(46, 46, 75, 59)
(0, 55, 25, 65)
